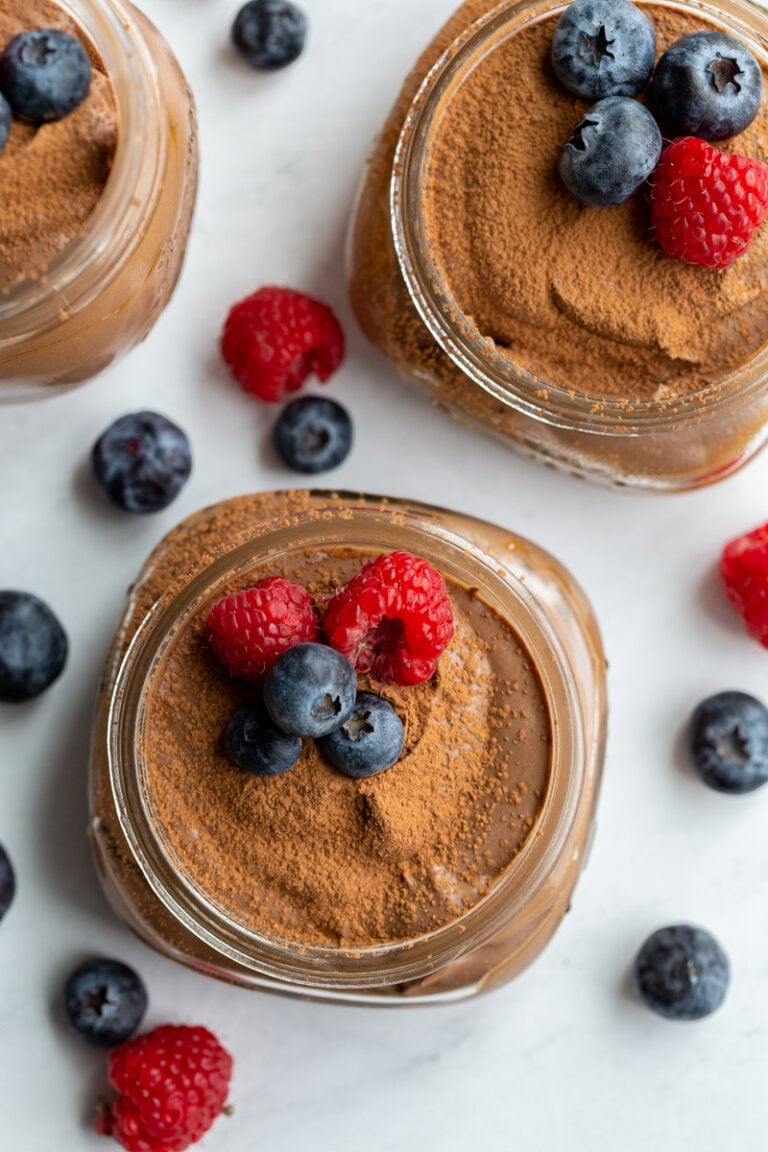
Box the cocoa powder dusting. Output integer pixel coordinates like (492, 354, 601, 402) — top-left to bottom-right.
(350, 1, 768, 404)
(0, 1, 118, 288)
(137, 499, 551, 949)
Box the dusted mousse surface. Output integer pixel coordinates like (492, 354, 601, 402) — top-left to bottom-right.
(421, 4, 768, 402)
(140, 518, 551, 950)
(0, 0, 117, 288)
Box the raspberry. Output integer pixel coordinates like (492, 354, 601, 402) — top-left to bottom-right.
(207, 575, 319, 681)
(322, 551, 454, 686)
(720, 522, 768, 647)
(220, 286, 345, 402)
(94, 1024, 232, 1152)
(650, 137, 768, 269)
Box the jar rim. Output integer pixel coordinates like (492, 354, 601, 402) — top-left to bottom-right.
(0, 0, 164, 327)
(391, 0, 768, 437)
(106, 492, 595, 990)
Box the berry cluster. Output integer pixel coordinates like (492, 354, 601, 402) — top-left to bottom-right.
(57, 954, 233, 1152)
(220, 285, 354, 473)
(631, 544, 768, 1023)
(223, 641, 405, 780)
(222, 15, 356, 474)
(86, 285, 353, 522)
(628, 526, 768, 1023)
(206, 551, 454, 779)
(553, 0, 768, 267)
(0, 27, 92, 154)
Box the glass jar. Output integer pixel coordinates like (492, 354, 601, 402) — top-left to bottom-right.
(0, 0, 198, 399)
(89, 490, 606, 1004)
(349, 0, 768, 490)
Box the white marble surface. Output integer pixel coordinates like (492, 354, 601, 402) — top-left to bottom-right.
(2, 0, 768, 1148)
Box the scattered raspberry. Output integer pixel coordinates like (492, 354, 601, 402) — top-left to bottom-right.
(94, 1024, 232, 1152)
(207, 575, 319, 681)
(220, 286, 345, 402)
(322, 551, 454, 686)
(720, 522, 768, 647)
(650, 137, 768, 269)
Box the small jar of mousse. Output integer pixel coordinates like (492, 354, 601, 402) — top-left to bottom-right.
(88, 490, 606, 1004)
(349, 0, 768, 490)
(0, 0, 197, 398)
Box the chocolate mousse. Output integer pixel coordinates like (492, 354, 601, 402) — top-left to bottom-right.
(349, 0, 768, 489)
(420, 4, 768, 402)
(0, 1, 117, 289)
(0, 0, 198, 395)
(143, 547, 551, 948)
(89, 490, 605, 998)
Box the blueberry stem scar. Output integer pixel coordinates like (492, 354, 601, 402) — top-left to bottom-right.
(580, 25, 615, 67)
(569, 117, 598, 151)
(708, 54, 742, 93)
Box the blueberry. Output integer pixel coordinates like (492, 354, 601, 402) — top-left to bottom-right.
(652, 31, 762, 141)
(319, 692, 404, 778)
(223, 701, 302, 776)
(64, 958, 148, 1047)
(232, 0, 307, 70)
(272, 396, 352, 474)
(0, 844, 16, 923)
(0, 29, 91, 124)
(551, 0, 656, 100)
(0, 591, 67, 703)
(91, 411, 192, 514)
(0, 92, 11, 157)
(634, 925, 729, 1021)
(559, 96, 661, 207)
(264, 642, 356, 738)
(687, 690, 768, 794)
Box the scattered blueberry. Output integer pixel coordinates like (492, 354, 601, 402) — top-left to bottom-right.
(687, 690, 768, 794)
(559, 96, 661, 207)
(0, 844, 16, 923)
(272, 397, 352, 474)
(0, 29, 91, 124)
(634, 924, 729, 1021)
(224, 701, 302, 776)
(64, 958, 148, 1047)
(91, 411, 192, 514)
(0, 591, 67, 703)
(232, 0, 307, 70)
(264, 642, 356, 738)
(0, 92, 11, 156)
(551, 0, 656, 100)
(319, 692, 404, 778)
(652, 31, 762, 140)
